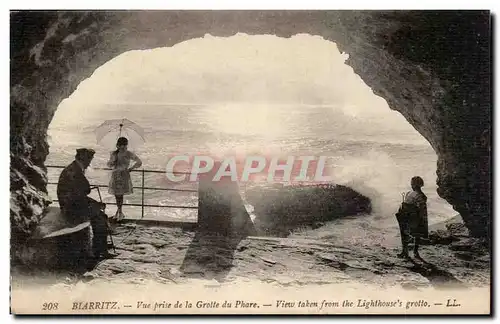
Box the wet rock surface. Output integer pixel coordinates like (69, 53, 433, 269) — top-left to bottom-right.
(10, 153, 51, 243)
(13, 224, 488, 290)
(427, 220, 489, 259)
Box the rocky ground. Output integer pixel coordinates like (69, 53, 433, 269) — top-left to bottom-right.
(12, 218, 490, 291)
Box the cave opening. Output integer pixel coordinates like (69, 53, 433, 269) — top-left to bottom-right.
(45, 33, 456, 242)
(10, 11, 492, 278)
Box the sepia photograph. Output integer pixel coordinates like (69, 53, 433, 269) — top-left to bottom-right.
(9, 8, 492, 315)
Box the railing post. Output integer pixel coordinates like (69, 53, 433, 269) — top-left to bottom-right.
(47, 165, 197, 220)
(141, 169, 145, 219)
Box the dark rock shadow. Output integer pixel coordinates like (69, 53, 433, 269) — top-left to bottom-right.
(180, 173, 256, 282)
(406, 256, 466, 289)
(179, 232, 247, 282)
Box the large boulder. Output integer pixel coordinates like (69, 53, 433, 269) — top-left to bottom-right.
(12, 206, 92, 271)
(245, 184, 371, 236)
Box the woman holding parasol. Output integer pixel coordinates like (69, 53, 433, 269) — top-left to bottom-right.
(95, 119, 144, 222)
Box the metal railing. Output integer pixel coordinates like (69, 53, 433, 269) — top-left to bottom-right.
(46, 165, 198, 220)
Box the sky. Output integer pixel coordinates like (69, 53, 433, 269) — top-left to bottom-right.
(50, 33, 427, 145)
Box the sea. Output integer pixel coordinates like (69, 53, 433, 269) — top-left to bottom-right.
(46, 103, 456, 246)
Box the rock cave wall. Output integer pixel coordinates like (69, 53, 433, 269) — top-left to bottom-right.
(10, 10, 491, 243)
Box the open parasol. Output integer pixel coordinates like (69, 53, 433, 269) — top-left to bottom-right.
(94, 118, 145, 149)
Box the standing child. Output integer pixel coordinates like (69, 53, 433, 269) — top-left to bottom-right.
(395, 176, 429, 259)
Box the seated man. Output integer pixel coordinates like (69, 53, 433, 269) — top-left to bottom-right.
(57, 148, 114, 260)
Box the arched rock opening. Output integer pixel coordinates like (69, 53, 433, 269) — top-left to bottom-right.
(10, 10, 491, 243)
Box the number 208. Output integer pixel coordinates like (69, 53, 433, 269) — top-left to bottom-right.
(42, 302, 59, 310)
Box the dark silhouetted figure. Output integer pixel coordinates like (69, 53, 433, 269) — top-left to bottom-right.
(57, 148, 113, 261)
(395, 176, 429, 259)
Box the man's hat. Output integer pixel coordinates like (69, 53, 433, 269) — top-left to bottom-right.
(75, 148, 96, 161)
